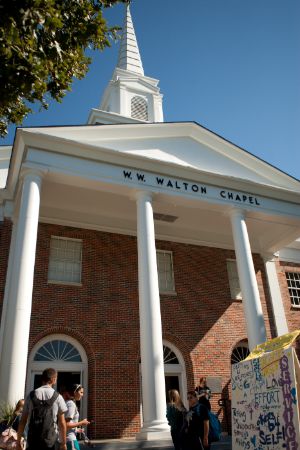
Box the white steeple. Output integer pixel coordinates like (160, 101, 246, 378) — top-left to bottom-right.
(117, 5, 144, 76)
(88, 5, 164, 125)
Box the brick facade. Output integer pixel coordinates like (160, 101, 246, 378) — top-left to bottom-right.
(0, 219, 299, 438)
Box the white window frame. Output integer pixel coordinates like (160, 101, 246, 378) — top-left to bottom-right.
(27, 334, 88, 419)
(156, 250, 176, 294)
(48, 236, 82, 286)
(227, 259, 242, 300)
(286, 272, 300, 308)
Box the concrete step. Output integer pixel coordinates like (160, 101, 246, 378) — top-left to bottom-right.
(80, 436, 232, 450)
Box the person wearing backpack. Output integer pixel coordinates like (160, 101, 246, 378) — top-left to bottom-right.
(16, 368, 68, 450)
(181, 391, 210, 450)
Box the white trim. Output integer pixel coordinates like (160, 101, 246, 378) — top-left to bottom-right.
(163, 340, 187, 408)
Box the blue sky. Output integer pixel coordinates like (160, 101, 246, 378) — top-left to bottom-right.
(2, 0, 300, 180)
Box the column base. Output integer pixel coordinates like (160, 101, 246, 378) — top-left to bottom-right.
(136, 421, 171, 441)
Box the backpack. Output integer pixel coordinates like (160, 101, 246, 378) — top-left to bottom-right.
(208, 411, 222, 442)
(27, 390, 59, 448)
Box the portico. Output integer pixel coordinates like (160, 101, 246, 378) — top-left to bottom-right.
(1, 120, 300, 425)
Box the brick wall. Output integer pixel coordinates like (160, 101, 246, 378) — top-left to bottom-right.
(0, 220, 290, 438)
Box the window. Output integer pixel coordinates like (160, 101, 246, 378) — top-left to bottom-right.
(227, 260, 242, 300)
(157, 250, 175, 293)
(163, 345, 179, 364)
(286, 272, 300, 307)
(34, 340, 82, 362)
(131, 96, 148, 121)
(48, 237, 82, 284)
(231, 343, 250, 365)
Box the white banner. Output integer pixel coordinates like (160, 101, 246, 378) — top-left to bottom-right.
(232, 344, 300, 450)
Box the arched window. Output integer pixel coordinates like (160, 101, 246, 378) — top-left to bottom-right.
(34, 339, 82, 362)
(163, 345, 179, 364)
(231, 341, 250, 364)
(131, 96, 148, 121)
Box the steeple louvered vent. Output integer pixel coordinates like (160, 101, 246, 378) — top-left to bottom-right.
(131, 96, 148, 121)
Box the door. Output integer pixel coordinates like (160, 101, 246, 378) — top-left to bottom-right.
(165, 375, 180, 402)
(32, 371, 81, 392)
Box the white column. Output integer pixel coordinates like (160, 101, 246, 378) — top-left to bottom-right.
(229, 208, 267, 350)
(0, 218, 17, 366)
(135, 191, 170, 440)
(0, 170, 42, 404)
(264, 257, 288, 336)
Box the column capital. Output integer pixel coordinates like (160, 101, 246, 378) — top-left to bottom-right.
(135, 190, 153, 203)
(20, 166, 47, 183)
(261, 252, 279, 263)
(228, 207, 246, 221)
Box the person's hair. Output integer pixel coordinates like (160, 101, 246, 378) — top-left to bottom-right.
(199, 377, 207, 386)
(14, 399, 24, 413)
(168, 389, 185, 410)
(73, 384, 82, 393)
(41, 368, 57, 383)
(66, 383, 82, 395)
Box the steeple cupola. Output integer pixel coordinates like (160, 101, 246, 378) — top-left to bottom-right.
(88, 5, 164, 125)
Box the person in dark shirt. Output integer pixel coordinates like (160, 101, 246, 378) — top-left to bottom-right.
(195, 377, 211, 411)
(181, 391, 210, 450)
(166, 389, 186, 450)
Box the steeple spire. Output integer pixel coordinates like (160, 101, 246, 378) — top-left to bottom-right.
(88, 4, 164, 124)
(117, 5, 144, 75)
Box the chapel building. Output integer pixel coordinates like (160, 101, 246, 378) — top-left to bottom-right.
(0, 6, 300, 440)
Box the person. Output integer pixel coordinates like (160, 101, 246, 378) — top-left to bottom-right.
(11, 399, 25, 431)
(181, 391, 210, 450)
(195, 377, 211, 411)
(16, 367, 68, 450)
(166, 389, 186, 450)
(0, 399, 24, 432)
(62, 383, 90, 450)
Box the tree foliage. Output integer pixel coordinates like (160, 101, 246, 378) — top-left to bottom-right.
(0, 0, 129, 137)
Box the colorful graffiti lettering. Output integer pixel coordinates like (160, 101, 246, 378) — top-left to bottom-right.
(280, 354, 298, 450)
(232, 345, 300, 450)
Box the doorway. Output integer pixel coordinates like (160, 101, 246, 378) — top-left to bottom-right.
(33, 371, 81, 392)
(27, 334, 88, 418)
(165, 375, 180, 402)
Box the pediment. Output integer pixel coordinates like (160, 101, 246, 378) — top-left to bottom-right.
(17, 122, 300, 198)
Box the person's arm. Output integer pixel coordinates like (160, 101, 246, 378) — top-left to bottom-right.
(58, 412, 67, 450)
(16, 411, 28, 450)
(65, 417, 90, 429)
(203, 419, 209, 448)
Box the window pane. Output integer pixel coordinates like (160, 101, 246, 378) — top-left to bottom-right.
(48, 237, 82, 283)
(157, 250, 175, 293)
(227, 260, 242, 300)
(286, 272, 300, 307)
(34, 340, 82, 362)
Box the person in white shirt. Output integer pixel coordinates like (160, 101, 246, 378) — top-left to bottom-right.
(17, 367, 67, 450)
(63, 384, 90, 450)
